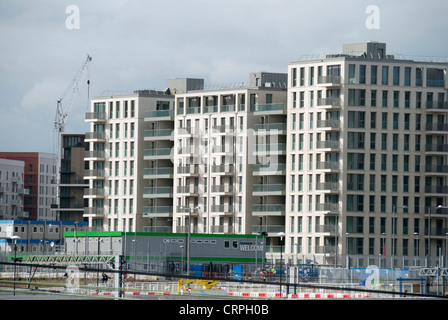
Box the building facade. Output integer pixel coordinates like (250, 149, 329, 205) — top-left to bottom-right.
(53, 133, 89, 222)
(285, 42, 448, 267)
(171, 73, 288, 253)
(0, 158, 27, 220)
(84, 89, 175, 232)
(0, 152, 57, 221)
(81, 42, 448, 268)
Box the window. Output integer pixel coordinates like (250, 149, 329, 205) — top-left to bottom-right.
(371, 65, 378, 85)
(347, 216, 364, 233)
(347, 195, 364, 212)
(349, 64, 356, 84)
(393, 66, 400, 85)
(348, 111, 365, 128)
(348, 132, 365, 149)
(382, 66, 389, 85)
(359, 65, 366, 84)
(348, 89, 366, 106)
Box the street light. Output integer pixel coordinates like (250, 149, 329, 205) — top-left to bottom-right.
(11, 236, 20, 296)
(180, 205, 200, 276)
(392, 205, 407, 270)
(277, 232, 286, 297)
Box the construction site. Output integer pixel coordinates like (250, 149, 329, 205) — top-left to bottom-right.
(0, 249, 447, 300)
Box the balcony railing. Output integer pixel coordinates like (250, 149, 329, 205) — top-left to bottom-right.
(143, 206, 173, 215)
(425, 164, 448, 174)
(317, 97, 341, 107)
(425, 101, 448, 111)
(425, 123, 448, 132)
(253, 184, 286, 194)
(144, 148, 172, 157)
(85, 112, 107, 121)
(425, 144, 448, 153)
(317, 75, 342, 85)
(250, 103, 287, 113)
(144, 110, 174, 118)
(144, 167, 173, 176)
(144, 129, 173, 139)
(143, 187, 173, 195)
(425, 185, 448, 194)
(252, 204, 285, 213)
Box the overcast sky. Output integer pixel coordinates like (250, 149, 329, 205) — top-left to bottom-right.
(1, 0, 447, 154)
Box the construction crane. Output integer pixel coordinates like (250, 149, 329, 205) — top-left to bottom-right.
(52, 54, 92, 214)
(54, 54, 92, 134)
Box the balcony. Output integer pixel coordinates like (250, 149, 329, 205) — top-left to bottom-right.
(143, 206, 173, 217)
(425, 144, 448, 153)
(144, 109, 174, 119)
(84, 207, 104, 217)
(84, 169, 105, 179)
(316, 161, 340, 171)
(315, 203, 340, 214)
(315, 224, 338, 234)
(84, 188, 105, 198)
(316, 182, 340, 193)
(144, 129, 173, 140)
(85, 112, 107, 122)
(85, 132, 106, 141)
(11, 199, 22, 206)
(425, 164, 448, 175)
(204, 105, 218, 113)
(316, 140, 340, 151)
(221, 105, 236, 113)
(252, 204, 285, 216)
(177, 165, 200, 176)
(316, 120, 340, 131)
(253, 184, 286, 195)
(84, 150, 106, 160)
(317, 75, 342, 86)
(210, 204, 234, 215)
(252, 225, 285, 234)
(250, 103, 287, 114)
(254, 123, 286, 134)
(144, 148, 172, 159)
(211, 185, 234, 195)
(254, 143, 286, 155)
(425, 185, 448, 195)
(425, 123, 448, 133)
(425, 101, 448, 112)
(176, 186, 199, 195)
(317, 97, 341, 109)
(144, 167, 173, 178)
(211, 125, 235, 134)
(143, 187, 173, 197)
(253, 163, 286, 175)
(211, 164, 234, 175)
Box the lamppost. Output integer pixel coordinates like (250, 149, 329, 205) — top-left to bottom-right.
(11, 236, 20, 296)
(277, 232, 286, 297)
(180, 205, 200, 276)
(392, 205, 407, 270)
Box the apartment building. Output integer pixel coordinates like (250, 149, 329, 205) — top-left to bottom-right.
(0, 152, 57, 221)
(0, 158, 27, 220)
(285, 42, 448, 267)
(53, 133, 88, 221)
(171, 73, 288, 251)
(84, 89, 175, 232)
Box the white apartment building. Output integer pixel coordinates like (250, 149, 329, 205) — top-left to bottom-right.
(84, 90, 175, 232)
(0, 158, 27, 219)
(285, 42, 448, 267)
(171, 73, 288, 251)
